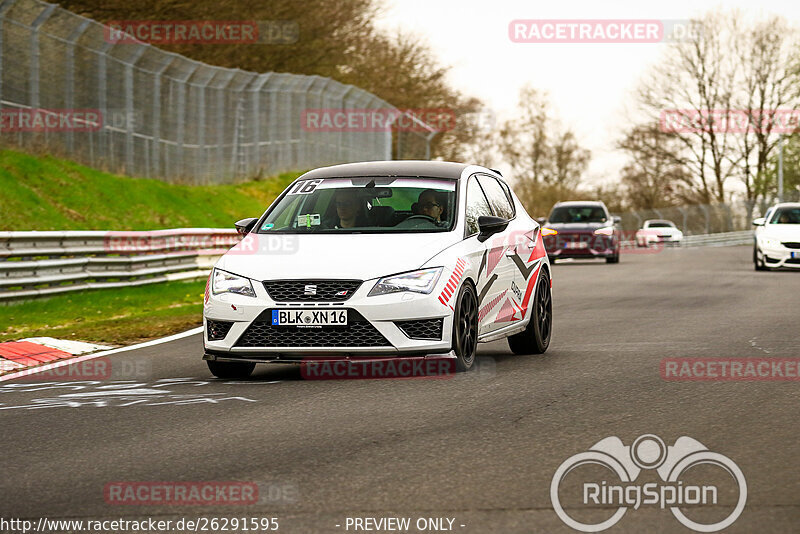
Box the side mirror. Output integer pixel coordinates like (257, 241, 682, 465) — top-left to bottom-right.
(536, 217, 547, 226)
(752, 217, 766, 226)
(477, 215, 509, 242)
(235, 217, 258, 236)
(613, 215, 622, 225)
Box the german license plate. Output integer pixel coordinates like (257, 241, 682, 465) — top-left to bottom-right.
(272, 309, 347, 326)
(565, 241, 588, 249)
(792, 251, 800, 259)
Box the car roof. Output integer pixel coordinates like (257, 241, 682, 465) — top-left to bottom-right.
(552, 201, 607, 207)
(298, 160, 473, 180)
(772, 202, 800, 209)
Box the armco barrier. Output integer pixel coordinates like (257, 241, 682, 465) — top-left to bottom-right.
(0, 228, 754, 301)
(680, 230, 753, 247)
(0, 229, 239, 301)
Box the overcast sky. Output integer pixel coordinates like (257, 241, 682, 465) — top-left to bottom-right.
(375, 0, 800, 186)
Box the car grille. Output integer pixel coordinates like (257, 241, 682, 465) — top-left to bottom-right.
(235, 309, 390, 348)
(782, 242, 800, 249)
(786, 258, 800, 264)
(207, 320, 234, 341)
(263, 280, 362, 301)
(395, 318, 444, 340)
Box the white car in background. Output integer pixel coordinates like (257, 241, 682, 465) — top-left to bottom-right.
(202, 161, 553, 378)
(753, 202, 800, 270)
(635, 219, 683, 247)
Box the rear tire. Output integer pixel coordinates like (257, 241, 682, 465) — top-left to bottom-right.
(508, 269, 552, 355)
(207, 360, 255, 379)
(452, 282, 478, 372)
(606, 254, 620, 264)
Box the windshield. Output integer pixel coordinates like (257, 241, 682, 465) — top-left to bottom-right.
(647, 221, 675, 228)
(257, 177, 457, 234)
(548, 206, 607, 224)
(769, 208, 800, 224)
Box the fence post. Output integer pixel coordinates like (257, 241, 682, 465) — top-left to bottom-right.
(215, 71, 236, 181)
(175, 63, 198, 180)
(124, 46, 146, 175)
(339, 86, 353, 162)
(0, 0, 20, 114)
(96, 40, 115, 167)
(64, 20, 90, 153)
(151, 56, 175, 179)
(678, 206, 688, 233)
(249, 73, 271, 177)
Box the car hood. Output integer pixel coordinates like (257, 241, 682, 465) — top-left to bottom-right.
(215, 232, 460, 281)
(639, 227, 681, 235)
(760, 225, 800, 241)
(545, 222, 611, 232)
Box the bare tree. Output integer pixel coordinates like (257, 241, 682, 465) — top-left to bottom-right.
(730, 17, 800, 210)
(498, 85, 590, 210)
(617, 123, 696, 208)
(636, 13, 742, 203)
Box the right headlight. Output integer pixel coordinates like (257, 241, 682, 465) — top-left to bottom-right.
(212, 268, 256, 297)
(368, 267, 443, 297)
(759, 235, 782, 248)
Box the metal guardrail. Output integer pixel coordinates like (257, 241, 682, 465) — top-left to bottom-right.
(0, 228, 755, 301)
(680, 230, 753, 247)
(0, 228, 239, 300)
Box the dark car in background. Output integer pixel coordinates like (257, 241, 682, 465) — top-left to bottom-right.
(541, 201, 620, 263)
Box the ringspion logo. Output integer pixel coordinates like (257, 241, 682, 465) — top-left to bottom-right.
(551, 434, 746, 532)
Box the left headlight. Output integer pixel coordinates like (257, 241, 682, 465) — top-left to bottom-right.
(759, 235, 782, 248)
(212, 268, 256, 297)
(594, 227, 614, 236)
(368, 267, 443, 297)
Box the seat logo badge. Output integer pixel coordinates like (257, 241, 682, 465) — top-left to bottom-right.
(304, 284, 317, 296)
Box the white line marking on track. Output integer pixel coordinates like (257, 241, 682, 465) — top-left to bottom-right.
(0, 327, 203, 383)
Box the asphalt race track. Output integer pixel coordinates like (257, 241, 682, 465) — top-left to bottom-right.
(1, 246, 798, 533)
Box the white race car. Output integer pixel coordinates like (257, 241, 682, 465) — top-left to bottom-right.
(635, 219, 683, 247)
(202, 161, 553, 378)
(753, 202, 800, 270)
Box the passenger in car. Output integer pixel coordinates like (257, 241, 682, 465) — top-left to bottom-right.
(416, 189, 446, 224)
(328, 189, 369, 229)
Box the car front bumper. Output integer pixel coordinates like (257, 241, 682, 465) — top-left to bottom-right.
(203, 277, 454, 361)
(545, 233, 618, 259)
(760, 244, 800, 268)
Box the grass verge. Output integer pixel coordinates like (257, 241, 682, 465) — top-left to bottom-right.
(0, 149, 306, 344)
(0, 279, 206, 345)
(0, 148, 302, 231)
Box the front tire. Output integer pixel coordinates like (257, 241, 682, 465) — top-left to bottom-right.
(452, 282, 478, 372)
(508, 269, 552, 355)
(754, 247, 767, 271)
(207, 360, 256, 379)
